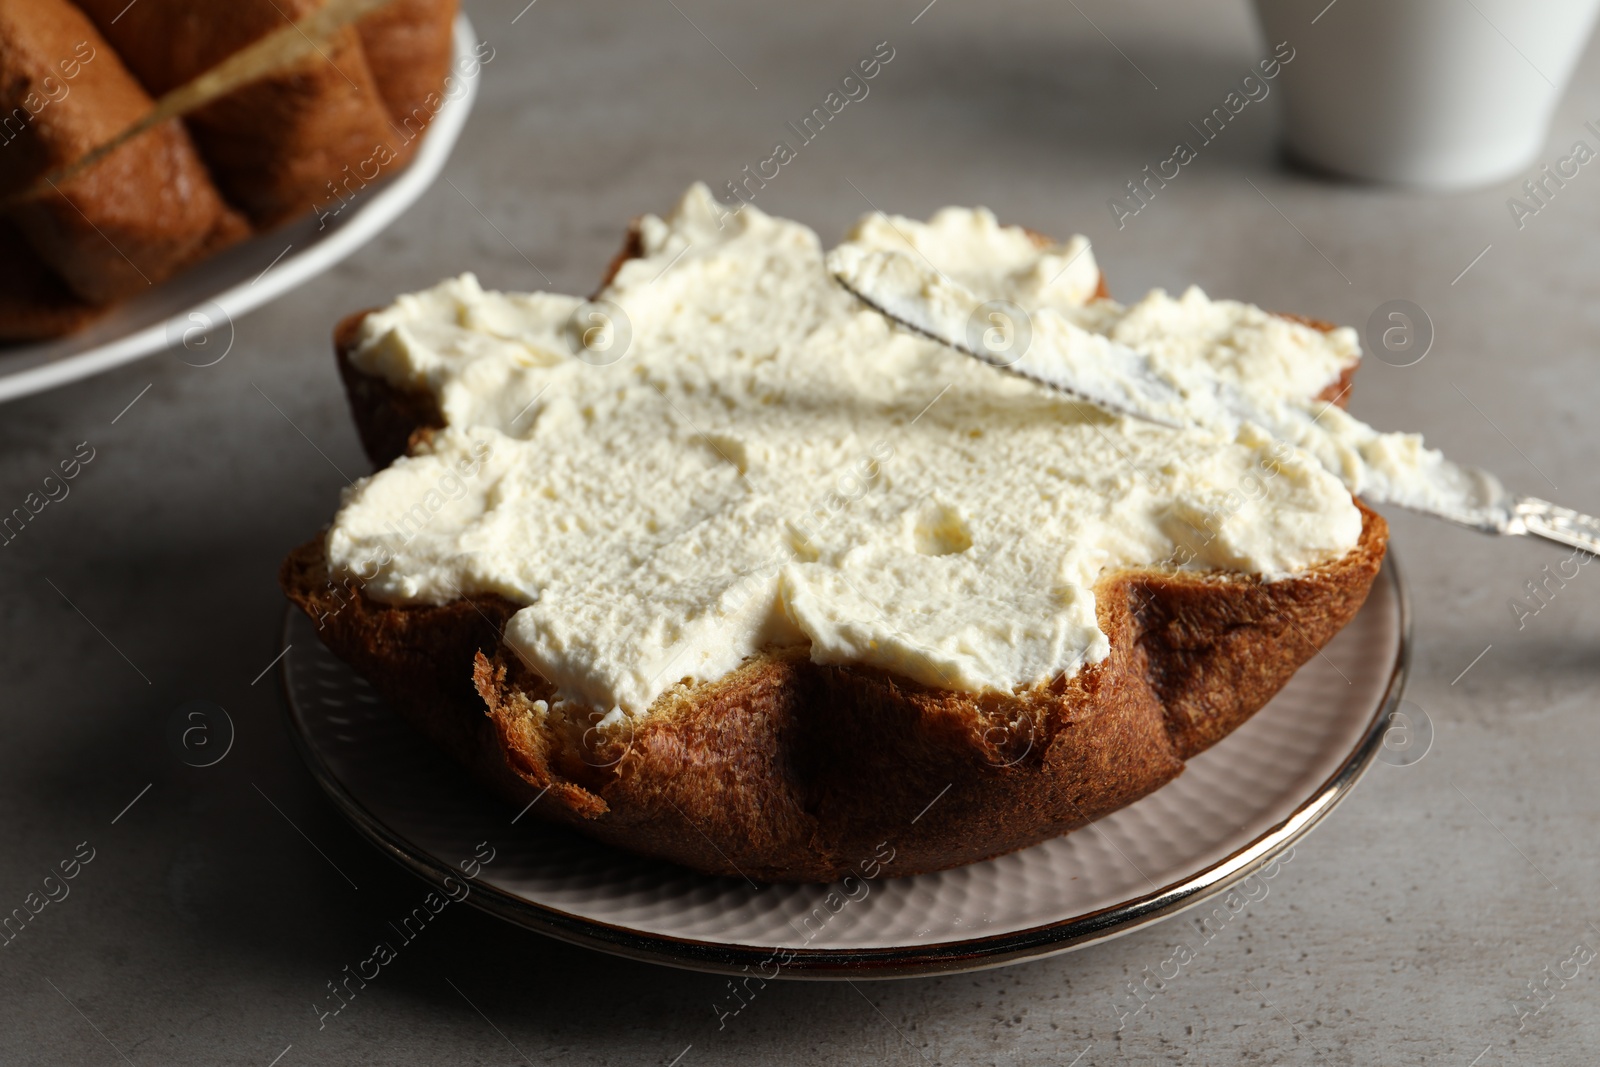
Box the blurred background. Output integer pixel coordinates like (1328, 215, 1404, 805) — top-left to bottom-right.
(3, 0, 1599, 1063)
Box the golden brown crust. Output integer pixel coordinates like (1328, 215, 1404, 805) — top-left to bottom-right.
(294, 217, 1385, 881)
(593, 219, 647, 299)
(481, 508, 1384, 881)
(76, 0, 401, 227)
(279, 535, 551, 805)
(1318, 354, 1357, 407)
(281, 506, 1387, 882)
(0, 0, 246, 305)
(333, 309, 445, 467)
(357, 0, 461, 142)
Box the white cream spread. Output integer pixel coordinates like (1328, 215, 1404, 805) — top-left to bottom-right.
(831, 237, 1507, 527)
(328, 184, 1365, 717)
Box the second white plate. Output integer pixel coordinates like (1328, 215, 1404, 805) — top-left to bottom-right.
(0, 13, 481, 405)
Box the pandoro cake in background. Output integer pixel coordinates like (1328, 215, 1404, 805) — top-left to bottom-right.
(0, 0, 460, 343)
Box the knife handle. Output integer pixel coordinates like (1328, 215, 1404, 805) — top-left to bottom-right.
(1512, 497, 1600, 556)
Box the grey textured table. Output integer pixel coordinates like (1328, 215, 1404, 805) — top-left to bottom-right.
(4, 1, 1599, 1063)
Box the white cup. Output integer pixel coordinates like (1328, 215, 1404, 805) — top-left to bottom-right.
(1251, 0, 1600, 188)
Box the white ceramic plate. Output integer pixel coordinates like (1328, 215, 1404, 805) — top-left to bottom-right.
(280, 556, 1408, 980)
(0, 13, 480, 405)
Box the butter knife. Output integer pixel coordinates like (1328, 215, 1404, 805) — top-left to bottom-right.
(828, 246, 1600, 559)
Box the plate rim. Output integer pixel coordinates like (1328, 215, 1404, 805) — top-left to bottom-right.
(0, 12, 481, 406)
(279, 552, 1410, 980)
